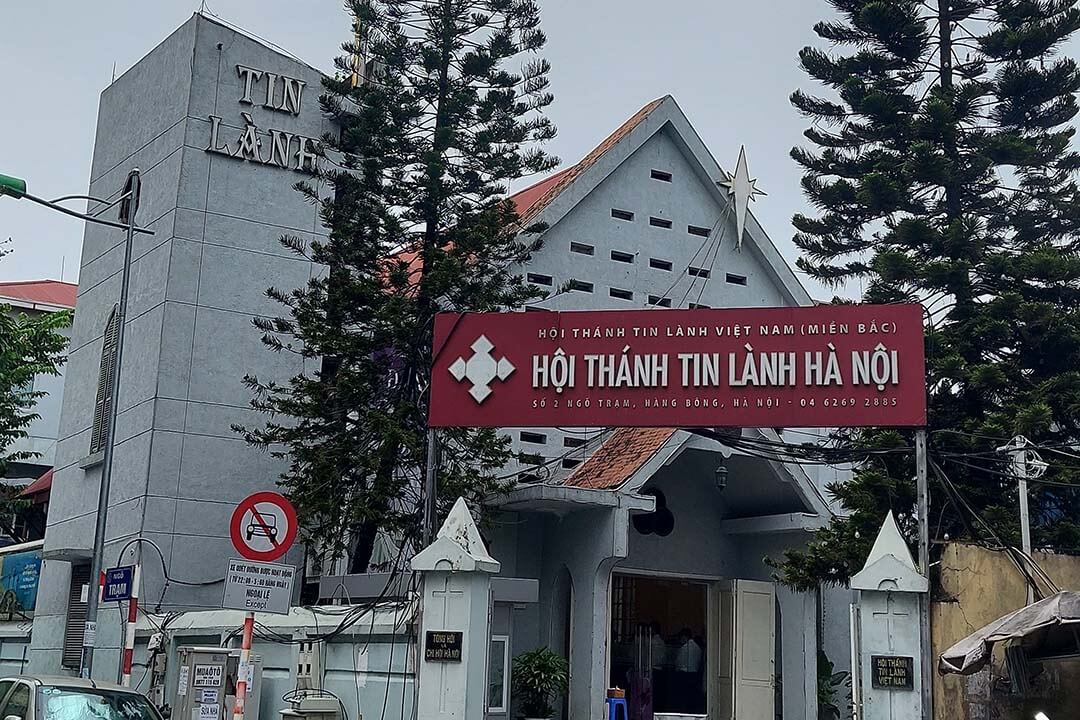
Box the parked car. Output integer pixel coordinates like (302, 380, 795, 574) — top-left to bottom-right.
(0, 675, 163, 720)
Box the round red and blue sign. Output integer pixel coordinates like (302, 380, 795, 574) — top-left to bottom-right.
(229, 491, 298, 562)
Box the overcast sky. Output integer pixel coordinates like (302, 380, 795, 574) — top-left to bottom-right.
(1, 0, 838, 295)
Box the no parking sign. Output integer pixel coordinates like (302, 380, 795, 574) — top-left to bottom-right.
(229, 491, 297, 562)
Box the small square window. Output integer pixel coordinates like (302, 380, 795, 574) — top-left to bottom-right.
(689, 302, 711, 309)
(569, 279, 594, 293)
(564, 436, 587, 448)
(649, 217, 673, 229)
(648, 295, 673, 308)
(520, 431, 547, 444)
(611, 208, 635, 222)
(609, 287, 633, 301)
(688, 266, 711, 278)
(650, 258, 673, 271)
(688, 225, 711, 238)
(562, 458, 582, 469)
(527, 272, 553, 286)
(521, 453, 544, 466)
(726, 273, 748, 286)
(570, 242, 595, 256)
(610, 250, 635, 264)
(651, 169, 673, 182)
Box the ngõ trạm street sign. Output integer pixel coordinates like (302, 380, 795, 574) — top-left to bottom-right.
(429, 305, 926, 428)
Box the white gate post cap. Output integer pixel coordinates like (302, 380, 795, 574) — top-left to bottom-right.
(412, 497, 501, 573)
(851, 510, 928, 592)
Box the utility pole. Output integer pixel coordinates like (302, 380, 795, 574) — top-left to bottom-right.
(82, 168, 142, 677)
(998, 435, 1047, 605)
(421, 428, 438, 548)
(914, 428, 932, 720)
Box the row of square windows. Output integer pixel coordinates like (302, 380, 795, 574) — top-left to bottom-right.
(517, 432, 589, 470)
(515, 170, 707, 472)
(610, 207, 712, 236)
(526, 266, 747, 306)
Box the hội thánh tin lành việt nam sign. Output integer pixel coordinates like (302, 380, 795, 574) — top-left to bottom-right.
(429, 305, 926, 429)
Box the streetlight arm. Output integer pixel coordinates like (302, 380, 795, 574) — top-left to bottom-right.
(20, 192, 155, 236)
(49, 194, 119, 205)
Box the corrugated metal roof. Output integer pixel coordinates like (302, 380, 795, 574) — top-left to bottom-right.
(21, 469, 52, 499)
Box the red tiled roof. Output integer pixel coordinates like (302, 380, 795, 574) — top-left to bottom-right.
(386, 97, 667, 281)
(564, 428, 676, 490)
(0, 280, 77, 308)
(510, 168, 573, 218)
(20, 469, 52, 500)
(517, 97, 665, 226)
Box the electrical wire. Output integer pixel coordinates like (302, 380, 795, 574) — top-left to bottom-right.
(930, 459, 1056, 599)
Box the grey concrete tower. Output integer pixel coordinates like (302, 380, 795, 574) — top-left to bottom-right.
(31, 14, 330, 673)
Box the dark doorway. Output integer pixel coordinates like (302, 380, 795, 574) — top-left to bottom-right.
(610, 574, 708, 719)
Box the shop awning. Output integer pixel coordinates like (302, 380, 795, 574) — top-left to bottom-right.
(939, 591, 1080, 675)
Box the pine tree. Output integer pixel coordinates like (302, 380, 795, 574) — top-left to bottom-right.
(777, 0, 1080, 591)
(238, 0, 557, 572)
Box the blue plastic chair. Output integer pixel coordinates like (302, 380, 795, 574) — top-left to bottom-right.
(605, 695, 628, 720)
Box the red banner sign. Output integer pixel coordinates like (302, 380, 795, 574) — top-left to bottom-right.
(429, 305, 926, 429)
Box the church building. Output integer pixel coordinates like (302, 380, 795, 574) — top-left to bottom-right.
(20, 12, 853, 720)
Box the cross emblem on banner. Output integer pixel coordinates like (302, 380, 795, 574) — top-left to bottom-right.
(448, 335, 515, 404)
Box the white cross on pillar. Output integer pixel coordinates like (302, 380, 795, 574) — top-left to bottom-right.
(431, 574, 463, 623)
(871, 593, 910, 652)
(429, 575, 464, 713)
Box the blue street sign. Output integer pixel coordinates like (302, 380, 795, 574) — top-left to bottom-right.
(103, 566, 134, 602)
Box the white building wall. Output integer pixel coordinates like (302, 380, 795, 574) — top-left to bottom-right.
(1, 305, 70, 478)
(506, 125, 797, 473)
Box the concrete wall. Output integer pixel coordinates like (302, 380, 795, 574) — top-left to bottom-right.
(120, 608, 413, 720)
(933, 543, 1080, 720)
(32, 13, 327, 674)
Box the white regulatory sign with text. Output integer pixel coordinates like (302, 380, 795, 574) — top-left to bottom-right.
(222, 558, 296, 615)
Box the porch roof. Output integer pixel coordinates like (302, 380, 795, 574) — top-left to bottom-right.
(563, 428, 677, 490)
(499, 427, 834, 524)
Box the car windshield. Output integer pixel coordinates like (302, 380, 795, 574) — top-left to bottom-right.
(36, 686, 160, 720)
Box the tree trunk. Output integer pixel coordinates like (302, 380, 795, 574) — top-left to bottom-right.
(937, 0, 961, 221)
(349, 520, 379, 574)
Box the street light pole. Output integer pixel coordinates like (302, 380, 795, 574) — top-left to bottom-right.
(1, 169, 154, 678)
(2, 169, 155, 677)
(80, 169, 142, 678)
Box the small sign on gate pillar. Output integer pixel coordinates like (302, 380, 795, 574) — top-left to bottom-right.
(851, 511, 928, 720)
(412, 497, 500, 720)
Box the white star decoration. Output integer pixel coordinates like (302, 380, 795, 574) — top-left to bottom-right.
(718, 145, 766, 250)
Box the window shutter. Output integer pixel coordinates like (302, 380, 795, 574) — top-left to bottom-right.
(89, 306, 120, 456)
(62, 563, 91, 668)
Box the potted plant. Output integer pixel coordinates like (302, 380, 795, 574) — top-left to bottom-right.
(512, 647, 569, 720)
